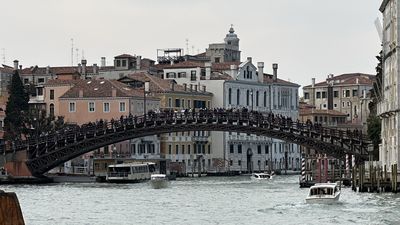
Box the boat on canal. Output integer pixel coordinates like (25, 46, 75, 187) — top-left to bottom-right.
(150, 174, 168, 189)
(106, 162, 156, 183)
(250, 172, 274, 181)
(306, 183, 341, 204)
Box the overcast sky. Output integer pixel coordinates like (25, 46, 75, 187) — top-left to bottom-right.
(0, 0, 382, 89)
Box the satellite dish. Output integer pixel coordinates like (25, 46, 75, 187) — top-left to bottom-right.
(375, 17, 383, 42)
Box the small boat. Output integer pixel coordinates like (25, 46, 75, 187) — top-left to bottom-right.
(250, 172, 273, 180)
(306, 183, 341, 204)
(150, 174, 168, 189)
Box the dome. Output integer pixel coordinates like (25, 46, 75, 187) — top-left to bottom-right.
(224, 26, 239, 44)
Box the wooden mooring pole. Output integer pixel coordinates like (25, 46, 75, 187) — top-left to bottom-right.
(0, 190, 25, 225)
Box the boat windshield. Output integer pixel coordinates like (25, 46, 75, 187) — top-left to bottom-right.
(310, 187, 335, 196)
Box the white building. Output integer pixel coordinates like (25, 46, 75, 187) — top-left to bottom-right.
(379, 0, 400, 172)
(164, 56, 300, 173)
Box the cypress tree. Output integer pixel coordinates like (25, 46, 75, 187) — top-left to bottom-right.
(4, 70, 29, 141)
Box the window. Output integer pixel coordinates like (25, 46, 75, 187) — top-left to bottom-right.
(323, 104, 326, 108)
(49, 104, 54, 117)
(228, 88, 232, 104)
(50, 90, 54, 100)
(316, 92, 321, 99)
(208, 145, 210, 154)
(188, 100, 191, 108)
(69, 102, 76, 112)
(175, 145, 179, 154)
(166, 73, 176, 78)
(37, 87, 43, 96)
(257, 145, 261, 154)
(182, 145, 185, 154)
(304, 92, 310, 99)
(122, 60, 126, 67)
(346, 90, 350, 97)
(333, 91, 339, 98)
(256, 91, 259, 106)
(168, 98, 172, 107)
(181, 99, 185, 108)
(175, 99, 180, 107)
(190, 71, 197, 81)
(38, 78, 45, 83)
(264, 91, 267, 107)
(88, 102, 95, 112)
(103, 102, 110, 112)
(168, 145, 172, 154)
(322, 92, 327, 98)
(237, 89, 240, 105)
(24, 78, 29, 84)
(178, 72, 186, 78)
(230, 144, 234, 154)
(116, 60, 121, 67)
(238, 160, 242, 166)
(265, 145, 269, 154)
(347, 102, 350, 106)
(334, 103, 337, 108)
(188, 145, 191, 154)
(120, 102, 126, 112)
(352, 89, 358, 97)
(215, 57, 220, 63)
(238, 144, 242, 154)
(246, 90, 250, 106)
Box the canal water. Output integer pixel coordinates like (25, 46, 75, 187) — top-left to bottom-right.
(2, 175, 400, 225)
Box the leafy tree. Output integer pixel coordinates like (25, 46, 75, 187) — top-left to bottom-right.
(367, 51, 382, 160)
(3, 70, 29, 141)
(24, 108, 65, 138)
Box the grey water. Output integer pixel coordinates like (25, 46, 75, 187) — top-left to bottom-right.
(3, 175, 400, 225)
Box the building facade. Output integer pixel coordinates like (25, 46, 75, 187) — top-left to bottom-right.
(302, 73, 375, 132)
(379, 0, 400, 172)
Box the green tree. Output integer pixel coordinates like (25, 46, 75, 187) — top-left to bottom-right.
(24, 109, 65, 137)
(3, 70, 29, 141)
(367, 51, 382, 160)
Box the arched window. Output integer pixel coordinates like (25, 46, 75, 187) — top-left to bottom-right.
(256, 91, 259, 106)
(228, 88, 232, 104)
(264, 91, 267, 107)
(49, 103, 54, 117)
(246, 90, 250, 106)
(237, 89, 240, 105)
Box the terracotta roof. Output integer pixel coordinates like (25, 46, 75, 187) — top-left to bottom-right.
(299, 108, 347, 117)
(60, 79, 154, 99)
(45, 79, 80, 86)
(0, 66, 13, 73)
(263, 74, 300, 87)
(211, 62, 241, 71)
(114, 54, 135, 58)
(123, 72, 212, 95)
(209, 72, 233, 80)
(304, 73, 375, 88)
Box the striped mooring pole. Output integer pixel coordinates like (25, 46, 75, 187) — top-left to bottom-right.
(351, 155, 355, 178)
(346, 154, 350, 178)
(301, 154, 306, 183)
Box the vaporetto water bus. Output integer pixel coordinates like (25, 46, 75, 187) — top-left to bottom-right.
(106, 162, 156, 183)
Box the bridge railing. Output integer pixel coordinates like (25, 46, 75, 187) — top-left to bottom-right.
(1, 109, 370, 156)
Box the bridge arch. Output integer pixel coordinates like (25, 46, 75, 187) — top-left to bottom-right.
(15, 110, 369, 177)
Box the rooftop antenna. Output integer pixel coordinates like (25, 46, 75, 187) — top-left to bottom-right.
(375, 17, 383, 43)
(192, 45, 195, 55)
(185, 38, 189, 55)
(76, 48, 79, 64)
(1, 48, 5, 64)
(71, 38, 74, 66)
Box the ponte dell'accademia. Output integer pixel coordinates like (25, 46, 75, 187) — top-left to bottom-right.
(2, 109, 370, 177)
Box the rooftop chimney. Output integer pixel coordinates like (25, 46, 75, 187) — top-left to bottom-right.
(13, 60, 19, 70)
(230, 65, 238, 79)
(170, 81, 175, 91)
(272, 63, 278, 81)
(247, 57, 252, 63)
(257, 62, 264, 83)
(19, 65, 22, 70)
(190, 84, 193, 92)
(183, 83, 187, 91)
(81, 59, 87, 77)
(136, 56, 141, 70)
(205, 62, 211, 80)
(93, 64, 98, 74)
(78, 63, 82, 74)
(101, 57, 106, 68)
(356, 77, 359, 84)
(312, 78, 316, 87)
(112, 87, 117, 97)
(46, 65, 50, 75)
(202, 85, 206, 92)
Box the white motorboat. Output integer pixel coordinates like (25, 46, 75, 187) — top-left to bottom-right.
(250, 172, 273, 180)
(306, 183, 341, 204)
(150, 174, 168, 189)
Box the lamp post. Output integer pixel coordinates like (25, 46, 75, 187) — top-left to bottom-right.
(143, 80, 150, 122)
